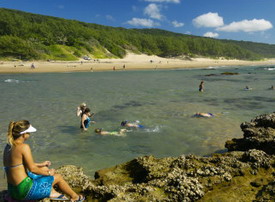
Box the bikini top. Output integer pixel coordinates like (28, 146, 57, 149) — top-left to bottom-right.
(3, 144, 24, 173)
(3, 163, 24, 173)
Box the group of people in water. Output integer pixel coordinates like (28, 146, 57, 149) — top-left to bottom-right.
(4, 80, 272, 202)
(76, 102, 144, 135)
(200, 80, 274, 92)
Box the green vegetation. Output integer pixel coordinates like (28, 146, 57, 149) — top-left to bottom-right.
(0, 8, 274, 60)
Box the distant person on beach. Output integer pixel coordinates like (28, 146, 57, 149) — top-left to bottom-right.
(76, 103, 87, 117)
(94, 128, 128, 136)
(31, 63, 35, 69)
(113, 66, 116, 71)
(121, 121, 144, 128)
(199, 81, 204, 92)
(81, 108, 95, 131)
(193, 113, 214, 118)
(3, 120, 84, 201)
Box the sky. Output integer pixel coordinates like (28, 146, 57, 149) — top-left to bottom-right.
(1, 0, 275, 44)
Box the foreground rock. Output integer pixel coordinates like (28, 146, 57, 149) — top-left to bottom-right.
(1, 113, 274, 201)
(226, 112, 275, 155)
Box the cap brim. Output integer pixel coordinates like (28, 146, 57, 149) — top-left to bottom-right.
(20, 125, 37, 134)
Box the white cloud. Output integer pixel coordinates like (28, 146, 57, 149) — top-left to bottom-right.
(172, 20, 184, 28)
(203, 32, 219, 38)
(144, 3, 163, 20)
(193, 12, 224, 28)
(106, 15, 115, 21)
(127, 18, 160, 27)
(216, 19, 273, 32)
(58, 5, 64, 9)
(144, 0, 180, 3)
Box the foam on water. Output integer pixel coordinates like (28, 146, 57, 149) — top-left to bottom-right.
(4, 79, 20, 83)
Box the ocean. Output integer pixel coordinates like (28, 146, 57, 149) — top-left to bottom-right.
(0, 65, 274, 190)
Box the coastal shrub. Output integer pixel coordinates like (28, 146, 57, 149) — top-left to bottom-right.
(0, 35, 39, 59)
(0, 8, 274, 60)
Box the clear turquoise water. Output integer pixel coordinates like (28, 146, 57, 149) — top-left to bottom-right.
(0, 65, 274, 189)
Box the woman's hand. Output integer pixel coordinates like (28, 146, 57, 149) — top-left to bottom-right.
(44, 161, 51, 167)
(48, 168, 55, 176)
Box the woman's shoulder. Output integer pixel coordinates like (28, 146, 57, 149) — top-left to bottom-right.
(16, 143, 31, 152)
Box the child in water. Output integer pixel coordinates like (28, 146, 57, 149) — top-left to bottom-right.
(121, 120, 144, 128)
(94, 128, 128, 136)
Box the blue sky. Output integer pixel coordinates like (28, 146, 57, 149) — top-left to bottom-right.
(1, 0, 275, 44)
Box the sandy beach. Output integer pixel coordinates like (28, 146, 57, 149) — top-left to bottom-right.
(1, 53, 275, 73)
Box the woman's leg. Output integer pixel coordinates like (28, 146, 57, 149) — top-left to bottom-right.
(52, 173, 80, 200)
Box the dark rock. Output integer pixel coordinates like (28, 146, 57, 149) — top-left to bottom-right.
(221, 72, 239, 75)
(226, 112, 275, 155)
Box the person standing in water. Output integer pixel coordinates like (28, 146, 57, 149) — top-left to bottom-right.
(76, 103, 87, 117)
(3, 120, 85, 201)
(81, 108, 95, 131)
(199, 80, 204, 92)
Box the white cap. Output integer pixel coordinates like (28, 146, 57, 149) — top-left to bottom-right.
(20, 125, 37, 134)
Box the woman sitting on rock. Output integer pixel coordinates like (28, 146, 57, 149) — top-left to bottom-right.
(3, 120, 85, 201)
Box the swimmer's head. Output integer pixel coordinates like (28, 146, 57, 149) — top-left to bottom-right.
(121, 121, 127, 126)
(94, 128, 102, 133)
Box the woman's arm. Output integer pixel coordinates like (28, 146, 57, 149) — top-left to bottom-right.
(22, 144, 53, 176)
(36, 161, 51, 167)
(76, 107, 82, 117)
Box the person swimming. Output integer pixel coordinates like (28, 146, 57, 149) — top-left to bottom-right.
(193, 113, 214, 118)
(121, 121, 144, 128)
(94, 128, 128, 136)
(244, 86, 252, 91)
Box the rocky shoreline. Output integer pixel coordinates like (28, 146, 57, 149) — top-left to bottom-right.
(2, 113, 275, 201)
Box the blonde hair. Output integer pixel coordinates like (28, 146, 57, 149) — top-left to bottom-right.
(7, 120, 30, 146)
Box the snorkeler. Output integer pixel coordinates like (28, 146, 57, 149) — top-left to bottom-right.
(193, 113, 214, 118)
(94, 128, 128, 136)
(121, 121, 144, 128)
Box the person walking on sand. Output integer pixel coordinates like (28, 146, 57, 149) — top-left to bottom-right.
(199, 80, 204, 92)
(3, 120, 85, 201)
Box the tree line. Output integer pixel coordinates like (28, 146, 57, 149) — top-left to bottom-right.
(0, 8, 274, 61)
